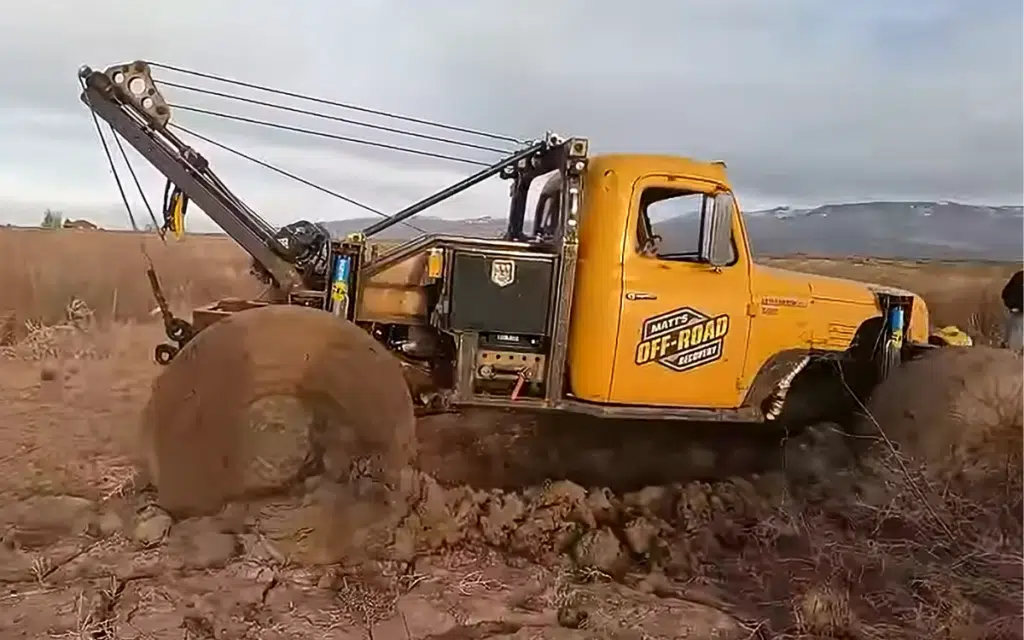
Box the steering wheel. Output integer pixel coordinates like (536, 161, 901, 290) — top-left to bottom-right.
(640, 233, 662, 257)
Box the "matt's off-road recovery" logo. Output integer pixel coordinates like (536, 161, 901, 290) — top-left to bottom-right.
(634, 306, 730, 372)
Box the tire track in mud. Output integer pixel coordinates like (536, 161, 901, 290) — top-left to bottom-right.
(414, 409, 830, 492)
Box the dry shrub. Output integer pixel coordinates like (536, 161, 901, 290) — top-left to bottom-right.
(0, 228, 259, 334)
(688, 342, 1023, 639)
(926, 288, 1011, 346)
(794, 584, 857, 638)
(865, 346, 1023, 490)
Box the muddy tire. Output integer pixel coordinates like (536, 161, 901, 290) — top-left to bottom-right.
(139, 304, 417, 518)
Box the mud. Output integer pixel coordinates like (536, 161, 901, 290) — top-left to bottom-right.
(416, 411, 805, 492)
(0, 486, 752, 639)
(1, 321, 1021, 638)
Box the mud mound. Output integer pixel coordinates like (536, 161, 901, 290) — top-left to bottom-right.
(140, 305, 417, 519)
(288, 467, 792, 583)
(864, 346, 1023, 486)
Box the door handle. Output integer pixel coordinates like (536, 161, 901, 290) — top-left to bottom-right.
(625, 292, 658, 301)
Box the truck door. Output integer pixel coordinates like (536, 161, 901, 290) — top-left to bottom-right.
(608, 176, 752, 408)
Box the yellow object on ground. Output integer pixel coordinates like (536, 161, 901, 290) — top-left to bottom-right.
(929, 326, 973, 347)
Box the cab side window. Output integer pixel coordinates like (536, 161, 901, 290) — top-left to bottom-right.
(636, 187, 737, 264)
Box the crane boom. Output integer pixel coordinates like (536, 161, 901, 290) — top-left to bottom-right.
(77, 60, 567, 297)
(78, 62, 308, 291)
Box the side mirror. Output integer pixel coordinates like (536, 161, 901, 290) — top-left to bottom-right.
(702, 192, 734, 266)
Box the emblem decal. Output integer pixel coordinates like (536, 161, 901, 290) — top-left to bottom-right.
(490, 259, 516, 288)
(634, 306, 731, 372)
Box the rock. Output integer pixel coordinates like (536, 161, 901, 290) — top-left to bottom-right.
(584, 487, 619, 525)
(0, 495, 96, 548)
(167, 527, 239, 569)
(132, 505, 172, 547)
(479, 492, 525, 546)
(303, 475, 323, 493)
(622, 518, 658, 556)
(316, 567, 340, 590)
(623, 486, 671, 518)
(573, 528, 628, 579)
(96, 510, 124, 538)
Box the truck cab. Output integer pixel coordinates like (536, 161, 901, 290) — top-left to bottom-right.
(560, 154, 931, 414)
(350, 151, 930, 422)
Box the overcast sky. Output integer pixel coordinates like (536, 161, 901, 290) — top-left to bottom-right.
(0, 0, 1021, 231)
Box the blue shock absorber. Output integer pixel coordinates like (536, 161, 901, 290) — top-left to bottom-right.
(888, 304, 905, 348)
(330, 254, 352, 318)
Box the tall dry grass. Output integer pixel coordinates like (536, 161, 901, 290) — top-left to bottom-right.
(0, 228, 1016, 344)
(0, 228, 259, 340)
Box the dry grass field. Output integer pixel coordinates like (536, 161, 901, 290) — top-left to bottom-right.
(0, 227, 1016, 336)
(0, 226, 1020, 639)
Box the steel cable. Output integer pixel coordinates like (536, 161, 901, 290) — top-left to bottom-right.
(170, 122, 427, 234)
(110, 126, 164, 235)
(80, 78, 143, 233)
(147, 61, 523, 145)
(158, 79, 514, 155)
(170, 103, 491, 167)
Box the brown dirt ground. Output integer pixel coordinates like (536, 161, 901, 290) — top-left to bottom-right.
(0, 227, 1021, 639)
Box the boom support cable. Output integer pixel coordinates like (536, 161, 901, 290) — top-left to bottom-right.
(169, 103, 491, 166)
(147, 61, 523, 145)
(80, 78, 143, 233)
(171, 122, 427, 234)
(81, 76, 179, 339)
(110, 125, 165, 235)
(159, 80, 514, 155)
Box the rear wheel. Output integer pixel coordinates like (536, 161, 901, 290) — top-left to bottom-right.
(139, 304, 417, 519)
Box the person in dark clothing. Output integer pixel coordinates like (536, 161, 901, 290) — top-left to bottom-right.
(1002, 269, 1023, 312)
(1001, 269, 1023, 351)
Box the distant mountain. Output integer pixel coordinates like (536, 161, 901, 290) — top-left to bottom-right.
(322, 201, 1023, 261)
(737, 201, 1023, 261)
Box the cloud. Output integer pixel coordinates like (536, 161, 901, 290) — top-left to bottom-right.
(0, 0, 1020, 230)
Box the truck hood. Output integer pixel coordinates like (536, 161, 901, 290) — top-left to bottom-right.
(754, 265, 916, 305)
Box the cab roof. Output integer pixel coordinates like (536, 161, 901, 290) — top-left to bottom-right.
(588, 153, 730, 184)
